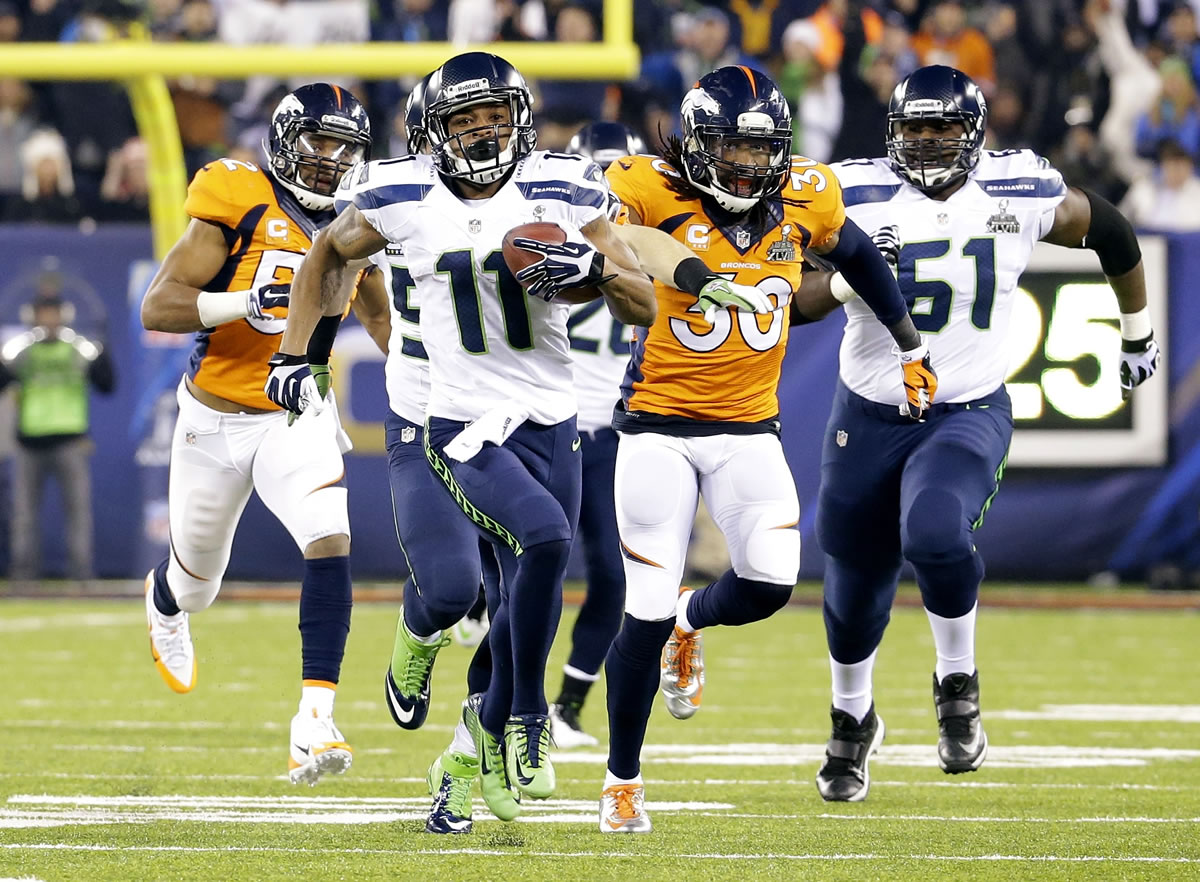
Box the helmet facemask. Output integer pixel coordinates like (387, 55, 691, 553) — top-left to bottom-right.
(887, 113, 980, 193)
(272, 121, 369, 210)
(427, 91, 536, 186)
(682, 106, 791, 214)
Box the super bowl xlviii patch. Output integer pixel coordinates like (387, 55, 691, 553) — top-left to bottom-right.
(400, 426, 416, 444)
(986, 199, 1021, 234)
(766, 224, 796, 262)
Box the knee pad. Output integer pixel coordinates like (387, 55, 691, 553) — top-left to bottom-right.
(165, 557, 220, 613)
(291, 485, 351, 550)
(903, 487, 971, 565)
(740, 516, 801, 585)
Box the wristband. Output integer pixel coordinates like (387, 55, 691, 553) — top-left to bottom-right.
(829, 272, 857, 304)
(197, 289, 252, 327)
(673, 257, 718, 296)
(1119, 306, 1152, 342)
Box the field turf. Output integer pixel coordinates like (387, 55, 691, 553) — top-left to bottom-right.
(2, 589, 1198, 881)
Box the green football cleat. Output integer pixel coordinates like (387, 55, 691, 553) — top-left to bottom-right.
(384, 610, 450, 731)
(504, 713, 555, 800)
(425, 749, 477, 834)
(461, 694, 521, 821)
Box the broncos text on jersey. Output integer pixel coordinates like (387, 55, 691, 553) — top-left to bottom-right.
(185, 158, 334, 410)
(606, 153, 845, 429)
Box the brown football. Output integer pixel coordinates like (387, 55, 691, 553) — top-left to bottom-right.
(501, 222, 603, 304)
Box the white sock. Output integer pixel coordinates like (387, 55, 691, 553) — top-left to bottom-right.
(604, 769, 642, 788)
(405, 619, 443, 644)
(830, 650, 877, 724)
(451, 720, 476, 757)
(300, 684, 335, 718)
(675, 589, 697, 634)
(563, 664, 600, 682)
(925, 603, 977, 682)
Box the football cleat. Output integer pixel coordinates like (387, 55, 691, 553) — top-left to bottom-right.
(462, 694, 522, 821)
(549, 701, 599, 749)
(505, 714, 556, 800)
(384, 610, 450, 730)
(815, 706, 886, 802)
(288, 708, 353, 786)
(425, 749, 477, 834)
(599, 783, 652, 833)
(933, 670, 988, 773)
(660, 626, 704, 719)
(144, 571, 196, 694)
(452, 608, 490, 648)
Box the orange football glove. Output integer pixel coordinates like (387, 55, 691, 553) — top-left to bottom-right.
(899, 343, 938, 420)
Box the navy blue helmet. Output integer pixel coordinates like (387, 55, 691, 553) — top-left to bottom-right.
(886, 65, 987, 193)
(566, 121, 646, 171)
(266, 83, 371, 211)
(422, 52, 537, 185)
(679, 65, 792, 213)
(404, 73, 434, 155)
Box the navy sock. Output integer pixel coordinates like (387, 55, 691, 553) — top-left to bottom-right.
(686, 569, 793, 630)
(466, 631, 493, 696)
(508, 538, 569, 716)
(151, 559, 180, 616)
(565, 569, 624, 677)
(605, 614, 676, 779)
(299, 555, 352, 683)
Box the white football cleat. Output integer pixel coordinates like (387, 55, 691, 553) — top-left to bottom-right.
(549, 702, 599, 748)
(145, 571, 196, 694)
(452, 609, 490, 648)
(599, 782, 652, 833)
(288, 709, 353, 786)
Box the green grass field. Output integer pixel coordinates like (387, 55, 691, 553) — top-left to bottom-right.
(3, 591, 1199, 881)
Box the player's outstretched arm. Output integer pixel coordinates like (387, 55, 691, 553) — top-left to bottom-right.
(142, 219, 257, 333)
(613, 222, 775, 322)
(578, 217, 657, 326)
(791, 225, 902, 324)
(351, 267, 392, 356)
(1043, 186, 1160, 399)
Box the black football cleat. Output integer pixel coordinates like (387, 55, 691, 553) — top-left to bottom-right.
(815, 705, 886, 802)
(933, 670, 988, 774)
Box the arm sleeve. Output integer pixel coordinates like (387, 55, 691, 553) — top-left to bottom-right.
(823, 217, 910, 327)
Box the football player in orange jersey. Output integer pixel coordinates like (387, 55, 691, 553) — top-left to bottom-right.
(596, 65, 939, 832)
(138, 84, 384, 786)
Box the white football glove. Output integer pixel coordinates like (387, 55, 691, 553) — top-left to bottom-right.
(1119, 334, 1161, 401)
(265, 353, 325, 417)
(696, 278, 774, 323)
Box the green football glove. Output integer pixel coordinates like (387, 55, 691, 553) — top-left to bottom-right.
(696, 278, 774, 323)
(287, 364, 332, 425)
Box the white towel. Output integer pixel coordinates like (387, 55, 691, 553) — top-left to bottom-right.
(443, 403, 531, 462)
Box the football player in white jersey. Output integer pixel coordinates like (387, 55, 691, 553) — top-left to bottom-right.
(548, 121, 647, 749)
(268, 53, 776, 831)
(791, 66, 1161, 802)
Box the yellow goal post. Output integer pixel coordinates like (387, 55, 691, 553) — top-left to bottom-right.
(0, 0, 638, 258)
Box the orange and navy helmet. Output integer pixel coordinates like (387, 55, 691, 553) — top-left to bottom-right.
(266, 83, 372, 211)
(679, 65, 792, 214)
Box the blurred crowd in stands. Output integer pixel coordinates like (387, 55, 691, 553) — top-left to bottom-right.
(1, 0, 1198, 231)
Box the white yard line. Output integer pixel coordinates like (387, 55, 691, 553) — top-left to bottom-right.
(2, 844, 1198, 863)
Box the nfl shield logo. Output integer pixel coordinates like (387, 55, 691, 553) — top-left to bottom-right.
(735, 230, 751, 249)
(401, 426, 416, 444)
(836, 429, 848, 448)
(937, 213, 949, 227)
(533, 205, 546, 218)
(468, 219, 482, 234)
